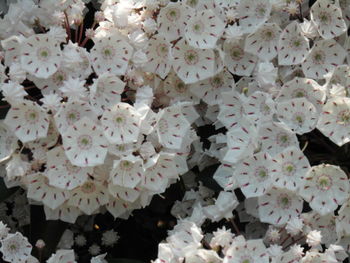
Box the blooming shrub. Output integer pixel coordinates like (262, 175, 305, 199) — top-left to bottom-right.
(0, 0, 350, 262)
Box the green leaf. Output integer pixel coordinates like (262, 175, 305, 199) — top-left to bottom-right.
(0, 177, 18, 203)
(108, 258, 144, 263)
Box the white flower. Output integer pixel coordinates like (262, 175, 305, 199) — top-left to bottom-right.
(234, 152, 278, 198)
(190, 69, 235, 106)
(223, 38, 258, 77)
(40, 93, 62, 113)
(91, 32, 133, 76)
(217, 90, 245, 129)
(101, 229, 119, 247)
(157, 2, 192, 42)
(306, 230, 322, 248)
(155, 105, 191, 150)
(20, 34, 62, 79)
(303, 211, 337, 246)
(302, 39, 347, 79)
(143, 153, 178, 193)
(258, 121, 299, 157)
(236, 0, 272, 34)
(258, 187, 303, 226)
(27, 173, 70, 210)
(143, 35, 172, 79)
(59, 77, 88, 101)
(276, 77, 326, 111)
(299, 164, 349, 216)
(46, 146, 91, 190)
(62, 117, 108, 167)
(8, 62, 26, 83)
(244, 91, 275, 124)
(172, 39, 216, 84)
(68, 180, 109, 215)
(0, 222, 9, 240)
(110, 155, 144, 188)
(43, 203, 81, 224)
(278, 21, 310, 65)
(91, 253, 108, 263)
(185, 9, 224, 49)
(272, 146, 311, 191)
(4, 100, 50, 143)
(101, 102, 141, 144)
(244, 23, 281, 61)
(276, 98, 319, 135)
(6, 153, 30, 180)
(1, 81, 27, 104)
(310, 0, 347, 39)
(317, 97, 350, 146)
(224, 235, 269, 263)
(0, 232, 32, 263)
(54, 100, 96, 135)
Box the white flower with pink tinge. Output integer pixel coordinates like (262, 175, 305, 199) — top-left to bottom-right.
(172, 39, 216, 84)
(46, 146, 91, 190)
(20, 34, 62, 79)
(156, 105, 191, 150)
(27, 173, 70, 210)
(299, 164, 350, 216)
(233, 152, 278, 198)
(223, 38, 258, 77)
(244, 23, 281, 61)
(317, 97, 350, 146)
(278, 21, 310, 66)
(223, 235, 269, 263)
(190, 69, 235, 106)
(62, 117, 108, 167)
(89, 73, 125, 115)
(0, 232, 32, 263)
(157, 2, 192, 42)
(236, 0, 272, 34)
(302, 39, 347, 80)
(4, 100, 50, 143)
(90, 32, 133, 76)
(258, 186, 303, 226)
(185, 9, 225, 49)
(110, 155, 144, 188)
(143, 153, 178, 193)
(54, 100, 96, 136)
(44, 203, 82, 224)
(310, 0, 347, 40)
(101, 102, 141, 144)
(272, 146, 311, 191)
(276, 98, 319, 135)
(68, 180, 109, 215)
(143, 35, 173, 79)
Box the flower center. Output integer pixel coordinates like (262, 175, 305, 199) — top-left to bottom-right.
(77, 135, 93, 150)
(210, 76, 224, 88)
(230, 46, 244, 61)
(316, 174, 332, 191)
(120, 160, 134, 171)
(318, 11, 331, 24)
(25, 110, 39, 124)
(278, 194, 292, 209)
(276, 132, 290, 147)
(81, 181, 96, 194)
(184, 50, 199, 65)
(156, 44, 169, 58)
(312, 51, 325, 65)
(66, 110, 80, 125)
(337, 110, 350, 125)
(292, 112, 305, 126)
(37, 47, 51, 61)
(101, 45, 115, 59)
(255, 166, 269, 182)
(283, 162, 295, 176)
(192, 21, 205, 35)
(166, 8, 180, 21)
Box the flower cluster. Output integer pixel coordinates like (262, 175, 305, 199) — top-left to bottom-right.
(1, 0, 350, 262)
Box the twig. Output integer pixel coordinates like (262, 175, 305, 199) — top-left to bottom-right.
(229, 217, 241, 235)
(63, 11, 71, 42)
